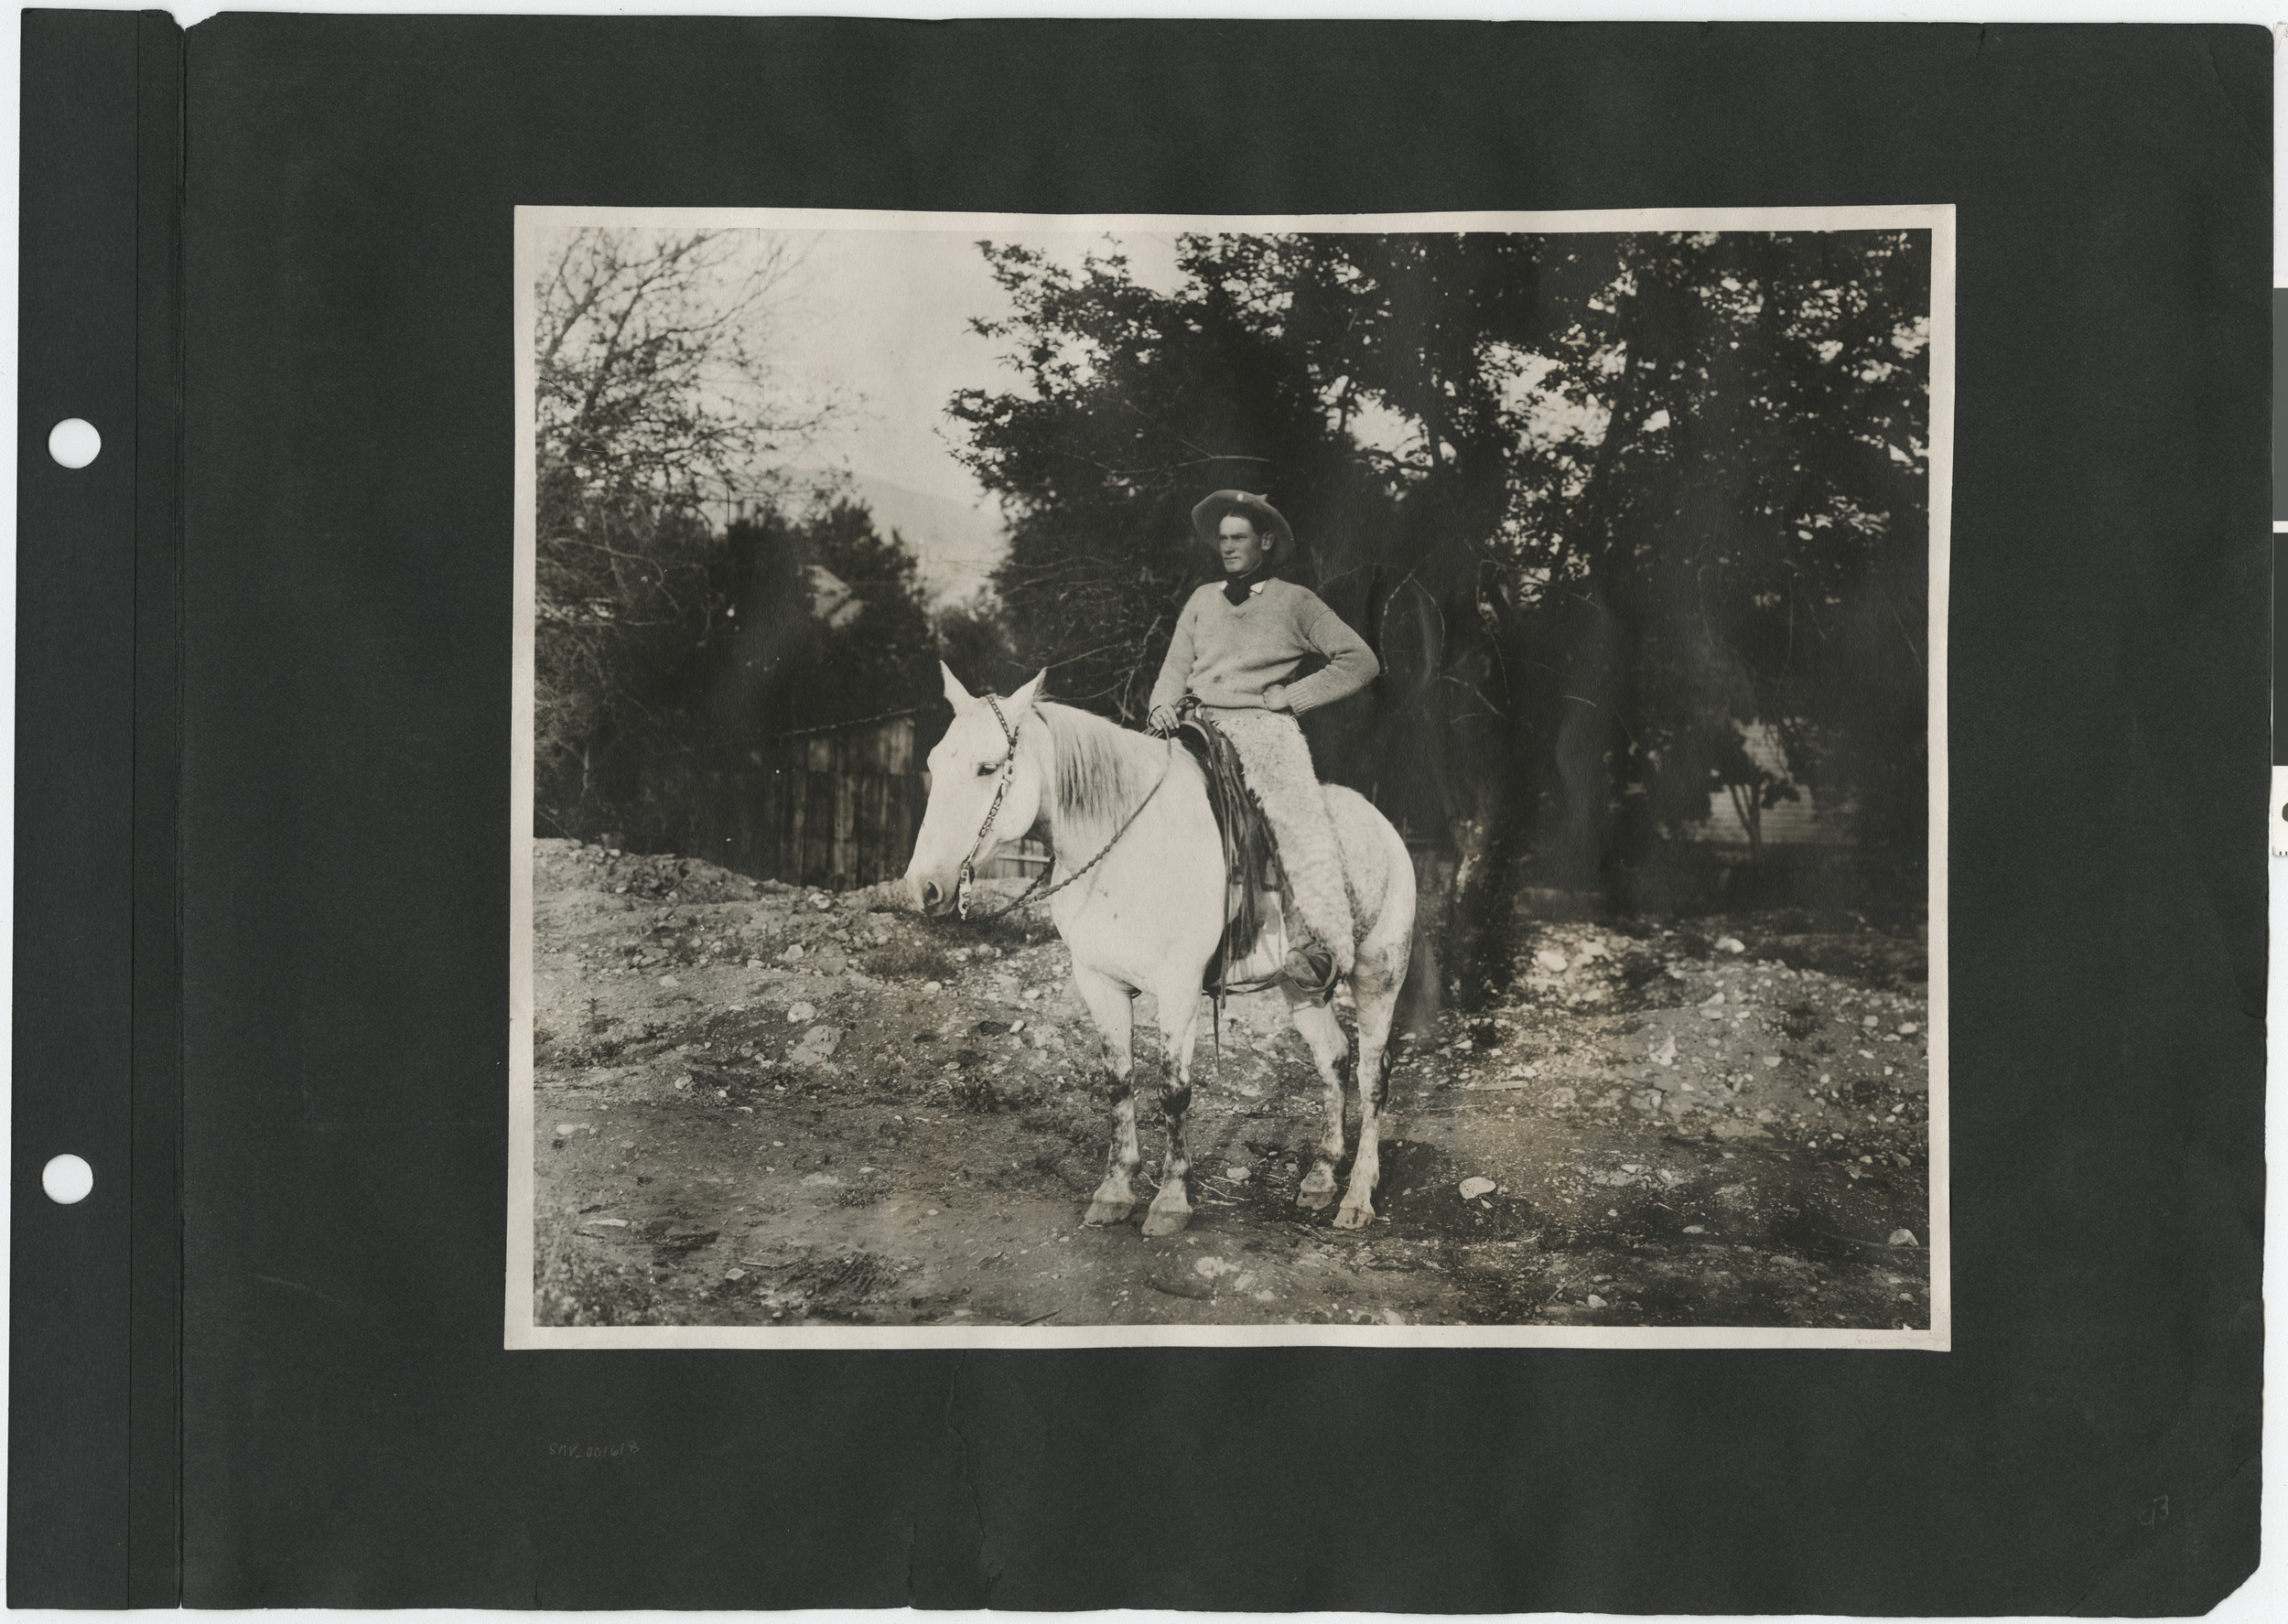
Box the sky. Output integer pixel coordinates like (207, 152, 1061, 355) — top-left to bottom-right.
(770, 226, 1189, 507)
(754, 227, 1597, 514)
(523, 218, 1201, 597)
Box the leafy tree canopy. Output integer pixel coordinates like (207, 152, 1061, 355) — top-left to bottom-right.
(950, 230, 1930, 927)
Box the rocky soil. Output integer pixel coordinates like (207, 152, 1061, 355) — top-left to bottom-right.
(529, 840, 1932, 1332)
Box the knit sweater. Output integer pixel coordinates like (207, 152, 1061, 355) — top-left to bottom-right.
(1149, 577, 1379, 716)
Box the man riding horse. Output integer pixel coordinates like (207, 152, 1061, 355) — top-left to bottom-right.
(1146, 490, 1379, 994)
(906, 489, 1413, 1236)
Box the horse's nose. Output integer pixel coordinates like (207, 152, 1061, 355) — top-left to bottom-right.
(919, 878, 944, 913)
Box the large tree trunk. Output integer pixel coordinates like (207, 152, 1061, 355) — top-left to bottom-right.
(1447, 772, 1536, 1011)
(1727, 780, 1765, 864)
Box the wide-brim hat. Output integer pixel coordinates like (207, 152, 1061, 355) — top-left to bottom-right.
(1191, 489, 1294, 554)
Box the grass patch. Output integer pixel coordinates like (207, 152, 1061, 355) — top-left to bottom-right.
(949, 1075, 1000, 1113)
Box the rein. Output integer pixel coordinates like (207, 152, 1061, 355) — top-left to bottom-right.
(955, 702, 1177, 922)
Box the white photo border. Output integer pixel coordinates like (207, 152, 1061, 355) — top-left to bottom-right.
(508, 203, 1954, 1352)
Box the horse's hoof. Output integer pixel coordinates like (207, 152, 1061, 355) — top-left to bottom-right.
(1140, 1201, 1192, 1237)
(1295, 1185, 1335, 1210)
(1332, 1202, 1375, 1231)
(1083, 1199, 1134, 1226)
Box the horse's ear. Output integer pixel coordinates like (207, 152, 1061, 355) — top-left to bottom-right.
(940, 661, 975, 710)
(1010, 668, 1048, 711)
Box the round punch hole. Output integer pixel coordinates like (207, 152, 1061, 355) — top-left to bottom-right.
(41, 1154, 93, 1205)
(47, 418, 102, 469)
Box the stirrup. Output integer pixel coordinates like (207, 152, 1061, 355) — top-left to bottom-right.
(1282, 942, 1339, 1002)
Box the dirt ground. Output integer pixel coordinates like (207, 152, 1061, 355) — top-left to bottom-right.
(529, 839, 1932, 1331)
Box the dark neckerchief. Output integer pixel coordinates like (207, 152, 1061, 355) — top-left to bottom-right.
(1220, 561, 1273, 606)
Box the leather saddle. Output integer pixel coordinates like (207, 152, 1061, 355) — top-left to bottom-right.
(1172, 711, 1337, 1002)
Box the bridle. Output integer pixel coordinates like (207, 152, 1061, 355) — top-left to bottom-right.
(950, 694, 1176, 921)
(954, 694, 1024, 919)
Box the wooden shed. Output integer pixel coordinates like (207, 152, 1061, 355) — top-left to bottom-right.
(1687, 722, 1854, 856)
(690, 710, 929, 891)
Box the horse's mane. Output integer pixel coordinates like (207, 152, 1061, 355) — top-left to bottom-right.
(1031, 702, 1176, 852)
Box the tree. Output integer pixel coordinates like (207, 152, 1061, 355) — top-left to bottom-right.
(536, 229, 814, 507)
(949, 242, 1397, 724)
(946, 229, 1931, 999)
(1160, 230, 1929, 899)
(933, 592, 1023, 696)
(531, 226, 826, 841)
(1504, 231, 1929, 890)
(709, 500, 944, 740)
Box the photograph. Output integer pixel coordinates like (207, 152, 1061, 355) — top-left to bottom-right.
(508, 206, 1951, 1349)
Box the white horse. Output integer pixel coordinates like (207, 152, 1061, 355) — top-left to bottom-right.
(905, 664, 1417, 1235)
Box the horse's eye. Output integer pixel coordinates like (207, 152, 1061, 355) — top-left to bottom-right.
(976, 759, 1001, 777)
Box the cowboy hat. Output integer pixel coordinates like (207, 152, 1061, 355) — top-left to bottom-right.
(1191, 489, 1294, 554)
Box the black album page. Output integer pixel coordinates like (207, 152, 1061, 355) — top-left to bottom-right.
(13, 12, 2269, 1613)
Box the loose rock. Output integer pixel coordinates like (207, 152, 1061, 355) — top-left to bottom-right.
(791, 1026, 843, 1065)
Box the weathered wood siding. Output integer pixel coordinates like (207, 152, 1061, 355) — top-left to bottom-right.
(689, 714, 928, 890)
(1687, 723, 1855, 849)
(978, 836, 1051, 881)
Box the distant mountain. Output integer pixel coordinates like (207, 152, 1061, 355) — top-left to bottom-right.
(837, 473, 1008, 608)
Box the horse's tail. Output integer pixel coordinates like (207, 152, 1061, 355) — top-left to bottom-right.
(1368, 812, 1417, 947)
(1324, 785, 1417, 956)
(1325, 787, 1416, 1069)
